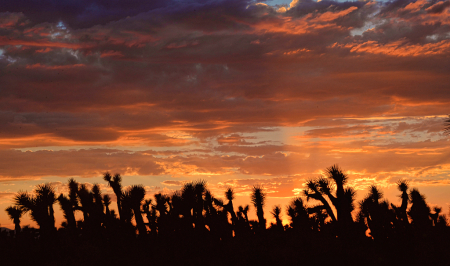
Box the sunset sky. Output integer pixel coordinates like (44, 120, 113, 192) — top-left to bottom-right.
(1, 0, 450, 228)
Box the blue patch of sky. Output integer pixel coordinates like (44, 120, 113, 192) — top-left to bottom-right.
(264, 0, 292, 6)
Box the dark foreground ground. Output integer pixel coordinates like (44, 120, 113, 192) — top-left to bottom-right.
(1, 230, 449, 266)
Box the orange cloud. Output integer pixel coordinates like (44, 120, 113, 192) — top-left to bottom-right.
(333, 39, 450, 56)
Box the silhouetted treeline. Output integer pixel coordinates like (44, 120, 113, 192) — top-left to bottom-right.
(1, 165, 449, 266)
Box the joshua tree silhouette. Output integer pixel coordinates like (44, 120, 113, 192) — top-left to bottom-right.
(2, 165, 450, 266)
(408, 188, 432, 231)
(5, 206, 23, 234)
(358, 185, 393, 240)
(14, 183, 57, 237)
(270, 205, 283, 231)
(391, 180, 410, 231)
(103, 172, 123, 221)
(127, 185, 147, 236)
(303, 165, 356, 236)
(225, 188, 238, 228)
(251, 185, 266, 230)
(287, 197, 310, 232)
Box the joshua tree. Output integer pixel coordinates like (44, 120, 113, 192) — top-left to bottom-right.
(14, 183, 57, 236)
(103, 194, 112, 217)
(77, 184, 93, 225)
(193, 180, 207, 231)
(120, 190, 135, 226)
(358, 185, 393, 240)
(303, 177, 336, 223)
(57, 178, 79, 231)
(287, 197, 309, 232)
(303, 165, 356, 235)
(238, 205, 250, 223)
(391, 180, 410, 227)
(408, 188, 431, 231)
(127, 185, 147, 236)
(5, 206, 23, 234)
(104, 172, 123, 221)
(204, 190, 218, 218)
(181, 182, 195, 221)
(91, 184, 104, 213)
(57, 194, 77, 231)
(154, 193, 170, 235)
(225, 188, 238, 227)
(68, 178, 79, 209)
(430, 207, 442, 227)
(143, 199, 157, 235)
(236, 205, 251, 234)
(326, 165, 355, 227)
(251, 185, 266, 230)
(271, 205, 283, 231)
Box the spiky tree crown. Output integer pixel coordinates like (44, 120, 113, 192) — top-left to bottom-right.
(5, 206, 23, 220)
(194, 180, 206, 194)
(225, 188, 234, 201)
(113, 174, 122, 185)
(397, 180, 409, 193)
(14, 192, 33, 211)
(410, 189, 426, 204)
(326, 165, 348, 185)
(103, 194, 111, 206)
(271, 206, 281, 218)
(35, 183, 56, 204)
(369, 185, 383, 202)
(128, 185, 146, 205)
(103, 172, 112, 182)
(317, 178, 331, 194)
(251, 186, 265, 208)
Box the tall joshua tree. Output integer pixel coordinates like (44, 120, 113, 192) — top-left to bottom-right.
(15, 183, 57, 236)
(154, 193, 170, 234)
(287, 197, 309, 232)
(57, 194, 77, 231)
(193, 180, 207, 230)
(238, 205, 250, 224)
(5, 206, 23, 234)
(271, 206, 283, 231)
(225, 188, 238, 226)
(326, 165, 355, 227)
(391, 180, 410, 227)
(358, 185, 393, 240)
(104, 172, 123, 221)
(303, 177, 336, 223)
(127, 185, 147, 236)
(58, 178, 79, 231)
(90, 184, 104, 230)
(408, 188, 431, 231)
(103, 194, 112, 218)
(251, 185, 266, 230)
(143, 199, 157, 235)
(68, 178, 79, 210)
(77, 184, 93, 224)
(204, 190, 218, 218)
(303, 165, 356, 234)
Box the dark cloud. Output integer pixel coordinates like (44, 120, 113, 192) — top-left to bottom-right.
(0, 0, 449, 189)
(0, 0, 266, 29)
(0, 0, 168, 28)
